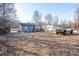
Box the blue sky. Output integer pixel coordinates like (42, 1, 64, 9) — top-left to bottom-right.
(15, 3, 79, 23)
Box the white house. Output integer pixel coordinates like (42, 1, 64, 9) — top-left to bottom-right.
(42, 24, 55, 31)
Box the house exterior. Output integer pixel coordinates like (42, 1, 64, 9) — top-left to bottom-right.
(42, 23, 56, 32)
(10, 25, 20, 33)
(10, 28, 19, 33)
(19, 23, 56, 32)
(19, 23, 44, 32)
(42, 24, 53, 31)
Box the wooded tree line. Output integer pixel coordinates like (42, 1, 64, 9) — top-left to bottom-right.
(33, 10, 59, 26)
(33, 10, 79, 30)
(0, 3, 20, 34)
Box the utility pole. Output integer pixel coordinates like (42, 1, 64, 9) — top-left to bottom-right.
(75, 7, 79, 30)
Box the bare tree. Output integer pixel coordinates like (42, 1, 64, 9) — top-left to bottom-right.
(68, 21, 75, 30)
(53, 15, 59, 26)
(0, 3, 19, 33)
(60, 19, 68, 25)
(45, 14, 53, 25)
(33, 10, 42, 24)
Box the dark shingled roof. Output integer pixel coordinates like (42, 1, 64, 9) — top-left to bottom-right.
(20, 23, 41, 26)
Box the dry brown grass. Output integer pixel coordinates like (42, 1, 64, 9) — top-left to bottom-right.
(0, 32, 79, 56)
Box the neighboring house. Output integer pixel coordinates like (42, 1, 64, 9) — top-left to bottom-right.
(19, 23, 44, 32)
(42, 24, 55, 31)
(10, 23, 20, 33)
(10, 28, 19, 33)
(19, 23, 56, 32)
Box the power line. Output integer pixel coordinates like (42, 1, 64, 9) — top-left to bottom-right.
(60, 4, 79, 16)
